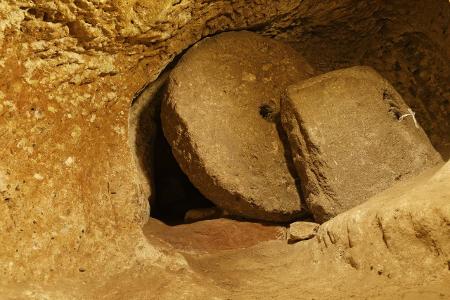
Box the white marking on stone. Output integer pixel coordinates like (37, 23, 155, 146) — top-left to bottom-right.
(399, 108, 419, 128)
(64, 157, 75, 166)
(64, 156, 75, 167)
(33, 173, 44, 180)
(33, 109, 44, 119)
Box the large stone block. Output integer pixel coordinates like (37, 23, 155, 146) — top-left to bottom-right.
(162, 31, 314, 222)
(281, 66, 443, 222)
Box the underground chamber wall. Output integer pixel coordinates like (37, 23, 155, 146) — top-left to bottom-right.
(130, 12, 450, 225)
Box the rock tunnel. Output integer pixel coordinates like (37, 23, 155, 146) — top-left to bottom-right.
(129, 0, 450, 226)
(0, 0, 449, 298)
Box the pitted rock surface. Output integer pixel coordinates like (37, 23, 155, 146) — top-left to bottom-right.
(281, 66, 443, 222)
(162, 31, 314, 222)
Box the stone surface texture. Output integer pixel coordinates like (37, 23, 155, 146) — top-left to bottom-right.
(184, 207, 227, 223)
(144, 217, 286, 254)
(314, 162, 450, 280)
(183, 162, 450, 300)
(162, 31, 313, 222)
(0, 0, 449, 298)
(288, 221, 319, 243)
(281, 66, 443, 222)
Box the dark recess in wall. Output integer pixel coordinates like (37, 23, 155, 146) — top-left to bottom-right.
(150, 95, 214, 225)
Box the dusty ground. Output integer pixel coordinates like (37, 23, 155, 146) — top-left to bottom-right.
(2, 162, 449, 299)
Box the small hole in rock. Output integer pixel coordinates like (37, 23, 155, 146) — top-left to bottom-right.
(259, 103, 279, 122)
(382, 90, 392, 101)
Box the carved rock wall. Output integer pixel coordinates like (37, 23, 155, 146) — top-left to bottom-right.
(0, 0, 448, 291)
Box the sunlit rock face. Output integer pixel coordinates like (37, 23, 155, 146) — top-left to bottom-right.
(0, 0, 448, 298)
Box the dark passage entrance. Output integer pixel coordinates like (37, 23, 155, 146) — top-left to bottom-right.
(150, 105, 214, 225)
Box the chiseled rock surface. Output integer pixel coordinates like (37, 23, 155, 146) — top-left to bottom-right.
(281, 66, 443, 222)
(183, 162, 450, 299)
(315, 162, 450, 279)
(162, 31, 314, 222)
(288, 221, 319, 243)
(0, 0, 328, 283)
